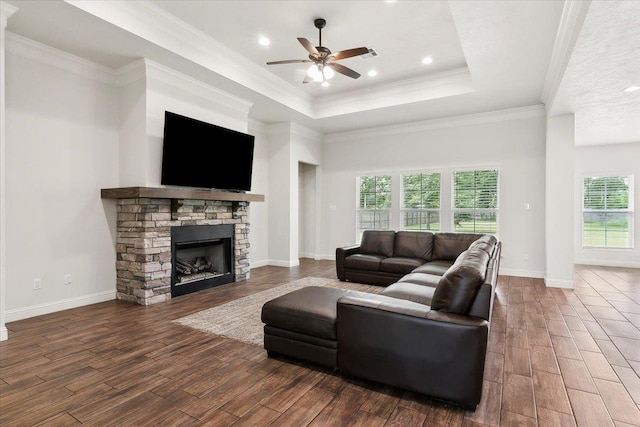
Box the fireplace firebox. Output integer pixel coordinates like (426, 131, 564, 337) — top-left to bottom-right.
(171, 224, 234, 297)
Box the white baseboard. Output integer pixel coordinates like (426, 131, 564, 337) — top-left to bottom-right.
(268, 259, 300, 268)
(574, 258, 640, 269)
(0, 326, 8, 341)
(5, 291, 116, 323)
(498, 268, 545, 278)
(249, 260, 269, 268)
(544, 278, 575, 289)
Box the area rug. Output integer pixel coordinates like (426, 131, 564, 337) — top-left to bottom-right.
(172, 277, 382, 346)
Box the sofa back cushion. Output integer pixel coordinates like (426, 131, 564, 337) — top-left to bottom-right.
(360, 230, 396, 258)
(393, 231, 433, 260)
(468, 235, 497, 257)
(430, 248, 489, 314)
(432, 232, 483, 261)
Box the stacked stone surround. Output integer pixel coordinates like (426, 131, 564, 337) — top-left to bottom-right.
(115, 198, 250, 305)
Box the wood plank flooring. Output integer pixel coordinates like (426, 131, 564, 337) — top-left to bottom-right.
(1, 260, 639, 426)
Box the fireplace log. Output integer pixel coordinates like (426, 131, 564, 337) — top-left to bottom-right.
(176, 265, 191, 275)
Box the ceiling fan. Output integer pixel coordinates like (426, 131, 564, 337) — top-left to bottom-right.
(266, 18, 371, 84)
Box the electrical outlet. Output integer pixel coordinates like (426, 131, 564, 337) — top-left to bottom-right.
(33, 278, 42, 290)
(64, 274, 72, 286)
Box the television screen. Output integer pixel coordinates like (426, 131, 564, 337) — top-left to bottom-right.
(161, 111, 255, 191)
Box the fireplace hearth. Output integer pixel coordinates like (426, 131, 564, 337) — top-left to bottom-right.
(171, 224, 234, 297)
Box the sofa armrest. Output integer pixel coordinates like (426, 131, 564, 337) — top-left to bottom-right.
(337, 294, 489, 408)
(335, 244, 361, 281)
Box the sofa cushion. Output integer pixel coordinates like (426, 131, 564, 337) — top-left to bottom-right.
(344, 254, 386, 271)
(468, 235, 497, 257)
(360, 230, 396, 258)
(393, 231, 433, 260)
(397, 272, 441, 288)
(411, 260, 455, 276)
(382, 282, 437, 305)
(432, 233, 483, 261)
(380, 257, 426, 275)
(430, 248, 489, 314)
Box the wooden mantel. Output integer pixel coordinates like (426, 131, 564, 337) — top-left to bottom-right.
(101, 187, 264, 202)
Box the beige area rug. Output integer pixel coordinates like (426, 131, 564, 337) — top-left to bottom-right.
(172, 277, 382, 346)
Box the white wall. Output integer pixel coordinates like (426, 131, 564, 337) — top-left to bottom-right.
(2, 36, 270, 322)
(248, 120, 269, 268)
(322, 108, 547, 278)
(574, 142, 640, 267)
(299, 162, 317, 258)
(4, 37, 119, 320)
(545, 114, 575, 288)
(266, 122, 322, 267)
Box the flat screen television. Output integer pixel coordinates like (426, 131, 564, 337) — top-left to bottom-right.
(161, 111, 255, 191)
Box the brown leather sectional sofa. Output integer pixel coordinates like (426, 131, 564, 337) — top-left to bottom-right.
(262, 230, 500, 410)
(335, 230, 501, 409)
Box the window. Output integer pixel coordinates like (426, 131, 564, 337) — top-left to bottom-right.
(583, 175, 633, 248)
(356, 175, 392, 239)
(452, 169, 499, 234)
(401, 172, 441, 232)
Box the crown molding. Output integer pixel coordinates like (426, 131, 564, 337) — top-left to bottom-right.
(64, 0, 314, 117)
(541, 0, 592, 107)
(315, 67, 474, 119)
(325, 104, 546, 143)
(290, 122, 322, 142)
(5, 32, 118, 85)
(116, 57, 253, 117)
(115, 58, 146, 86)
(144, 58, 253, 116)
(1, 2, 19, 28)
(248, 118, 269, 135)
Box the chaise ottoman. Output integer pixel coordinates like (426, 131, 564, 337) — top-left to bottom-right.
(261, 286, 367, 369)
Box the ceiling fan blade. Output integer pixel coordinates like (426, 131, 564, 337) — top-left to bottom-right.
(329, 47, 370, 61)
(267, 59, 312, 65)
(327, 62, 361, 79)
(297, 37, 319, 57)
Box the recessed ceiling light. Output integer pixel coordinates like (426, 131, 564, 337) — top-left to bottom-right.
(321, 81, 330, 88)
(258, 36, 270, 46)
(623, 85, 640, 92)
(421, 56, 433, 65)
(368, 70, 378, 77)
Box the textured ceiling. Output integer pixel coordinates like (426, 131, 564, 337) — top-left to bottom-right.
(550, 0, 640, 145)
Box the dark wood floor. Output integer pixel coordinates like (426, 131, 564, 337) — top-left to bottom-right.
(1, 260, 639, 426)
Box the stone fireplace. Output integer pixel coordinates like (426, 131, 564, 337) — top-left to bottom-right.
(102, 187, 264, 305)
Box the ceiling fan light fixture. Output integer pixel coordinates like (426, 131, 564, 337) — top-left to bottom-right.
(323, 66, 335, 80)
(307, 64, 320, 78)
(321, 81, 330, 88)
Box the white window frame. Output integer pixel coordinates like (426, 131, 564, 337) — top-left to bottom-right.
(399, 170, 442, 232)
(582, 174, 634, 249)
(450, 167, 500, 236)
(355, 173, 393, 241)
